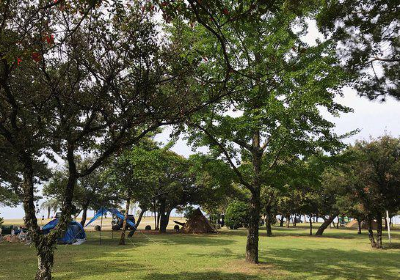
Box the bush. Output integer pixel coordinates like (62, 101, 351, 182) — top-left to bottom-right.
(225, 201, 250, 229)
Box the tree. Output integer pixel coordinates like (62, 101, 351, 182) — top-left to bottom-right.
(317, 0, 399, 100)
(183, 13, 350, 260)
(225, 200, 250, 229)
(0, 2, 210, 278)
(345, 136, 400, 248)
(40, 199, 61, 219)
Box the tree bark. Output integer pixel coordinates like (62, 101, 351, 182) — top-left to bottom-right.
(376, 212, 383, 249)
(316, 215, 336, 236)
(35, 241, 54, 280)
(119, 197, 131, 245)
(293, 215, 297, 227)
(309, 215, 313, 235)
(368, 217, 376, 248)
(357, 218, 362, 234)
(246, 187, 260, 263)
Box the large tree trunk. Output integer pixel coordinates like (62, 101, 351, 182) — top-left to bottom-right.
(159, 198, 170, 233)
(376, 213, 383, 249)
(119, 197, 131, 245)
(367, 217, 376, 248)
(35, 241, 54, 280)
(160, 209, 171, 234)
(316, 215, 336, 236)
(246, 187, 260, 263)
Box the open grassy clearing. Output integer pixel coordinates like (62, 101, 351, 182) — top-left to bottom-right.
(1, 222, 399, 280)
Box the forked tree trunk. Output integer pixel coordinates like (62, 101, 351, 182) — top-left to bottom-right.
(376, 213, 383, 249)
(316, 215, 336, 236)
(119, 197, 131, 245)
(368, 217, 376, 248)
(246, 187, 260, 263)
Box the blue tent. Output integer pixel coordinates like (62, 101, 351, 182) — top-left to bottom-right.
(42, 219, 86, 244)
(85, 207, 136, 228)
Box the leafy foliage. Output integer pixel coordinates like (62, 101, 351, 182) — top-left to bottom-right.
(225, 200, 250, 229)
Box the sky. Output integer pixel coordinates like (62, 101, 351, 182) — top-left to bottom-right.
(2, 21, 400, 220)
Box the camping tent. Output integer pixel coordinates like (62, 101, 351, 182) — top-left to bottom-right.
(42, 219, 86, 244)
(182, 208, 216, 234)
(85, 207, 136, 228)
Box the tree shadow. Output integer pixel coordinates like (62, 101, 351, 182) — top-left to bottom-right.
(141, 271, 261, 280)
(83, 231, 236, 248)
(262, 247, 400, 279)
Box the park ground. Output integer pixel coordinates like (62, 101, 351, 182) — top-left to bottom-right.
(1, 218, 399, 280)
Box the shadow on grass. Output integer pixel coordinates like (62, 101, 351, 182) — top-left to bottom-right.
(83, 231, 236, 248)
(262, 247, 400, 279)
(142, 271, 261, 280)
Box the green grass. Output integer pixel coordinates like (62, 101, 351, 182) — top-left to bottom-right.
(1, 224, 399, 280)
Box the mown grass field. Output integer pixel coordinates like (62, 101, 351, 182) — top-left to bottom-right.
(1, 220, 399, 280)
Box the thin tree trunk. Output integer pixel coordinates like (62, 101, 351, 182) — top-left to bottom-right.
(316, 215, 336, 236)
(293, 215, 297, 227)
(376, 212, 383, 249)
(384, 217, 388, 230)
(285, 214, 290, 228)
(47, 207, 51, 219)
(265, 206, 272, 237)
(119, 197, 130, 245)
(309, 214, 313, 235)
(357, 218, 362, 234)
(156, 210, 161, 230)
(368, 217, 376, 248)
(135, 209, 145, 228)
(80, 205, 89, 227)
(279, 215, 284, 227)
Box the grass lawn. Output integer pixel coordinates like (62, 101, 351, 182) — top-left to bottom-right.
(1, 222, 399, 280)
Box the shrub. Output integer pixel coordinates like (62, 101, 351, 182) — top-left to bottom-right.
(225, 200, 250, 229)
